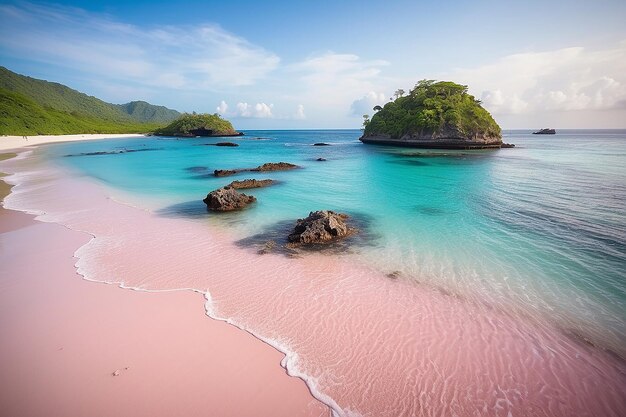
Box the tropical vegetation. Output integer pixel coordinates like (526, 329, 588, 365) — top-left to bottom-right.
(363, 80, 501, 140)
(153, 113, 239, 137)
(0, 66, 179, 135)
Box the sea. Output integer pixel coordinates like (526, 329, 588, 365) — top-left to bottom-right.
(3, 129, 626, 416)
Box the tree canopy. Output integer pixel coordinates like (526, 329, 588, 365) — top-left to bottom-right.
(363, 80, 501, 140)
(153, 113, 238, 137)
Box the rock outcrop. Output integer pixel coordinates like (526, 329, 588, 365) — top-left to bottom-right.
(313, 142, 330, 146)
(153, 113, 242, 137)
(203, 187, 256, 211)
(214, 169, 242, 177)
(251, 162, 298, 172)
(288, 210, 355, 245)
(533, 128, 556, 135)
(227, 179, 275, 189)
(214, 162, 299, 177)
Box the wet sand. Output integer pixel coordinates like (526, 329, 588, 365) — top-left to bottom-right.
(0, 156, 328, 417)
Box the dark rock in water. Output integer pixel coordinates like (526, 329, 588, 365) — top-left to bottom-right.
(64, 148, 162, 157)
(257, 240, 277, 255)
(501, 143, 515, 148)
(288, 210, 356, 245)
(186, 166, 208, 172)
(251, 162, 299, 172)
(203, 187, 256, 211)
(533, 128, 556, 135)
(316, 158, 327, 161)
(214, 162, 298, 177)
(313, 142, 330, 146)
(227, 179, 275, 189)
(214, 169, 243, 177)
(215, 142, 239, 147)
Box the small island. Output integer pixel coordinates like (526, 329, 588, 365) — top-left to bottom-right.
(533, 128, 556, 135)
(153, 113, 243, 137)
(360, 80, 503, 149)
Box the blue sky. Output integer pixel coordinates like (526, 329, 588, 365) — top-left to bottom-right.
(1, 0, 625, 128)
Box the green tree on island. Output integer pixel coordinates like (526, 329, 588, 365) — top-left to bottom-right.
(153, 113, 239, 137)
(363, 80, 501, 141)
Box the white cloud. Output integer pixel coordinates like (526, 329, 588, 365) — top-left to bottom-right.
(446, 44, 626, 116)
(217, 101, 274, 118)
(291, 53, 389, 116)
(294, 104, 306, 120)
(0, 2, 279, 90)
(350, 91, 387, 116)
(279, 52, 391, 126)
(216, 100, 228, 115)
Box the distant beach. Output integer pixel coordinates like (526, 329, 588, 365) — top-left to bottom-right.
(0, 134, 147, 151)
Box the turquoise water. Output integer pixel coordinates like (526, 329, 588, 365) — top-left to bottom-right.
(45, 129, 626, 352)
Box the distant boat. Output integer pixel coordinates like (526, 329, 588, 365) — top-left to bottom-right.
(533, 128, 556, 135)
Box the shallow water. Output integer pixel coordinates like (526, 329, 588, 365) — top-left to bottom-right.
(3, 130, 626, 416)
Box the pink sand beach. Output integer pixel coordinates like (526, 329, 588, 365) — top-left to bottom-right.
(1, 148, 625, 417)
(0, 154, 328, 417)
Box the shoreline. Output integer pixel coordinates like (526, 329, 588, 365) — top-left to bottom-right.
(0, 151, 329, 417)
(2, 143, 625, 416)
(0, 133, 148, 151)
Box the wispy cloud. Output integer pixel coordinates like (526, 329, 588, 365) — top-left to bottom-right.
(293, 104, 306, 120)
(284, 52, 390, 124)
(446, 44, 626, 116)
(0, 2, 279, 90)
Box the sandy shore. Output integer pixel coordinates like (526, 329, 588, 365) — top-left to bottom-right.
(0, 155, 328, 416)
(0, 134, 147, 151)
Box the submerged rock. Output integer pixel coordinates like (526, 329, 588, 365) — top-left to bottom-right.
(186, 166, 208, 172)
(313, 142, 330, 146)
(203, 187, 256, 211)
(501, 143, 515, 148)
(251, 162, 299, 172)
(257, 240, 277, 255)
(214, 169, 242, 177)
(214, 162, 298, 177)
(215, 142, 239, 147)
(227, 179, 275, 189)
(288, 210, 355, 245)
(316, 158, 327, 161)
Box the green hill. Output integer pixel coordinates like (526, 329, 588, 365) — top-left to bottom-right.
(115, 101, 180, 123)
(0, 66, 180, 135)
(154, 113, 240, 137)
(0, 88, 164, 135)
(361, 80, 501, 147)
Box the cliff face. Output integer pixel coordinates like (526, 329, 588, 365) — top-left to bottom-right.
(360, 80, 503, 149)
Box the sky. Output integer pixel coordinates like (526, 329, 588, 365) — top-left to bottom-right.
(1, 0, 625, 129)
